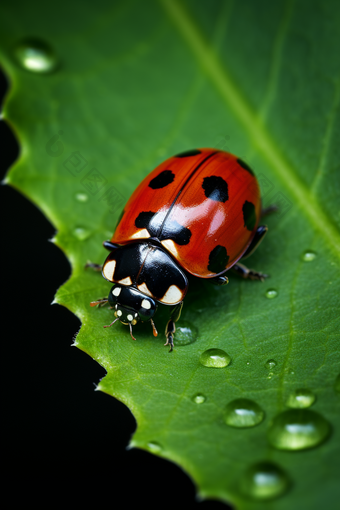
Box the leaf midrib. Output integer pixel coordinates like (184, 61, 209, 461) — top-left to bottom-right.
(159, 0, 340, 257)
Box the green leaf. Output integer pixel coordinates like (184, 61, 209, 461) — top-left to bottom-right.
(1, 0, 339, 507)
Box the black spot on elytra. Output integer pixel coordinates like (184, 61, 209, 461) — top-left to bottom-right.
(202, 175, 229, 202)
(135, 211, 191, 245)
(149, 170, 175, 189)
(175, 149, 201, 158)
(243, 201, 256, 231)
(237, 158, 255, 176)
(208, 245, 229, 273)
(135, 211, 156, 230)
(161, 220, 192, 245)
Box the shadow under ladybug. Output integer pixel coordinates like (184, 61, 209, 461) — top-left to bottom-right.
(87, 148, 277, 351)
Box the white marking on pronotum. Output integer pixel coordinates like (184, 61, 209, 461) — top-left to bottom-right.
(161, 285, 183, 304)
(117, 310, 123, 317)
(127, 314, 134, 322)
(141, 298, 151, 309)
(103, 260, 116, 281)
(118, 276, 132, 285)
(131, 229, 150, 239)
(161, 239, 178, 258)
(112, 286, 121, 297)
(137, 282, 153, 297)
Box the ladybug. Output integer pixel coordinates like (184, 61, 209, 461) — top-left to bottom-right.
(89, 148, 273, 351)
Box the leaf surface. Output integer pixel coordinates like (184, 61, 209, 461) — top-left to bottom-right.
(1, 0, 339, 507)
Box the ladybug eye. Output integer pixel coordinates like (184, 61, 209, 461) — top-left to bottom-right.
(126, 313, 138, 326)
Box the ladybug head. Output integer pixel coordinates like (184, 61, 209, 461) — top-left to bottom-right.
(105, 285, 158, 340)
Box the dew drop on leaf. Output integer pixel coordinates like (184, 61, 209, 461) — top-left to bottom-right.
(174, 321, 198, 346)
(147, 442, 162, 453)
(268, 409, 330, 450)
(199, 348, 231, 368)
(239, 461, 290, 500)
(73, 227, 91, 240)
(75, 192, 89, 202)
(265, 289, 278, 299)
(224, 398, 264, 428)
(192, 394, 206, 404)
(13, 38, 58, 73)
(265, 359, 277, 369)
(286, 388, 316, 409)
(302, 250, 317, 261)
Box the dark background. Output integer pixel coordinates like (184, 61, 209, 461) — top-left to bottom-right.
(1, 69, 230, 509)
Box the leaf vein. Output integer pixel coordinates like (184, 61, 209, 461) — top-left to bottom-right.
(310, 78, 340, 195)
(258, 0, 295, 122)
(160, 0, 340, 257)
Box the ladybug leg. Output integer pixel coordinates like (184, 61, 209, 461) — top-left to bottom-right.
(164, 302, 183, 352)
(164, 321, 175, 352)
(236, 208, 275, 276)
(85, 262, 102, 271)
(237, 225, 269, 280)
(241, 225, 268, 260)
(232, 262, 268, 281)
(211, 275, 229, 286)
(261, 204, 278, 217)
(103, 240, 119, 251)
(90, 298, 109, 307)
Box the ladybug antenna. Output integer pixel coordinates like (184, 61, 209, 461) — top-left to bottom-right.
(129, 322, 136, 341)
(103, 317, 119, 328)
(150, 318, 158, 337)
(90, 298, 108, 307)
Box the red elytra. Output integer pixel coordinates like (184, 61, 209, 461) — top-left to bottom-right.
(111, 148, 261, 278)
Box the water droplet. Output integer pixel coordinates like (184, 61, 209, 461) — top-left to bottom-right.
(335, 374, 340, 394)
(240, 461, 290, 500)
(246, 361, 250, 366)
(73, 227, 91, 241)
(268, 409, 330, 450)
(267, 372, 274, 380)
(75, 192, 89, 202)
(13, 38, 58, 73)
(266, 289, 278, 299)
(192, 394, 206, 404)
(286, 388, 315, 409)
(224, 398, 264, 428)
(174, 321, 198, 346)
(199, 348, 231, 368)
(265, 359, 277, 370)
(147, 441, 162, 453)
(302, 251, 316, 262)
